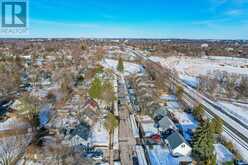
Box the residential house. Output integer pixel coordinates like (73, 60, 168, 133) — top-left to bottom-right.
(157, 116, 176, 132)
(65, 134, 88, 147)
(80, 97, 100, 126)
(166, 131, 192, 157)
(138, 115, 158, 137)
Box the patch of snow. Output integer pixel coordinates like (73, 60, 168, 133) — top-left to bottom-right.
(172, 111, 197, 126)
(214, 144, 234, 164)
(146, 145, 192, 165)
(160, 95, 177, 102)
(179, 74, 199, 88)
(222, 131, 248, 162)
(155, 56, 248, 77)
(91, 120, 109, 147)
(149, 56, 164, 63)
(166, 101, 181, 111)
(0, 118, 30, 131)
(136, 145, 148, 165)
(217, 101, 248, 126)
(172, 110, 198, 141)
(101, 59, 144, 75)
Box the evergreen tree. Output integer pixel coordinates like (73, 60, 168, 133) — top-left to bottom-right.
(211, 117, 223, 134)
(206, 154, 217, 165)
(104, 112, 119, 164)
(193, 104, 204, 121)
(88, 77, 102, 99)
(117, 57, 124, 73)
(192, 121, 215, 163)
(175, 85, 184, 99)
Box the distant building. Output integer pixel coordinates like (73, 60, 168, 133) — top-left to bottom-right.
(166, 131, 192, 157)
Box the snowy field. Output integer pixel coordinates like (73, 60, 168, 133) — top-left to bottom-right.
(101, 59, 144, 75)
(149, 56, 248, 77)
(149, 55, 248, 87)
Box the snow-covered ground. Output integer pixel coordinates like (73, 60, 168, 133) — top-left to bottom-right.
(150, 56, 248, 77)
(217, 101, 248, 126)
(146, 145, 192, 165)
(136, 145, 148, 165)
(91, 120, 109, 147)
(222, 131, 248, 162)
(172, 111, 195, 126)
(166, 101, 181, 111)
(160, 95, 181, 110)
(160, 94, 198, 141)
(149, 56, 163, 63)
(160, 95, 177, 102)
(149, 55, 248, 87)
(214, 143, 234, 164)
(0, 118, 30, 131)
(149, 55, 248, 161)
(146, 145, 178, 165)
(101, 59, 144, 75)
(172, 111, 198, 141)
(179, 74, 199, 88)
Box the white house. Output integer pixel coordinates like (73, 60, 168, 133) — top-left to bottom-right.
(166, 131, 192, 157)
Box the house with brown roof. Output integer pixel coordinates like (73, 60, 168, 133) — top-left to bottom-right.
(80, 97, 100, 126)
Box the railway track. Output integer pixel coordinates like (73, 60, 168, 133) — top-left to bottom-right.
(183, 93, 248, 150)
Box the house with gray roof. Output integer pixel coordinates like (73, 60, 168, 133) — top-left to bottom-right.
(158, 116, 176, 132)
(166, 131, 192, 157)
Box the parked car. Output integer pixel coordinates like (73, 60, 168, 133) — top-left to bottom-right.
(235, 160, 248, 165)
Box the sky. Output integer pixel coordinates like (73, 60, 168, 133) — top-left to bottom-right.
(2, 0, 248, 39)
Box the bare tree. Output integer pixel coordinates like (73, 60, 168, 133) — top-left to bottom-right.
(0, 134, 31, 165)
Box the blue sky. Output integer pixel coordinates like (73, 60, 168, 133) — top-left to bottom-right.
(4, 0, 248, 38)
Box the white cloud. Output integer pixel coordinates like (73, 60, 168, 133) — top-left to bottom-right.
(225, 9, 244, 16)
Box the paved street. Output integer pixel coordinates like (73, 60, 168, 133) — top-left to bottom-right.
(118, 76, 136, 165)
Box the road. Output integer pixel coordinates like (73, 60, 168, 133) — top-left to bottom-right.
(118, 75, 136, 165)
